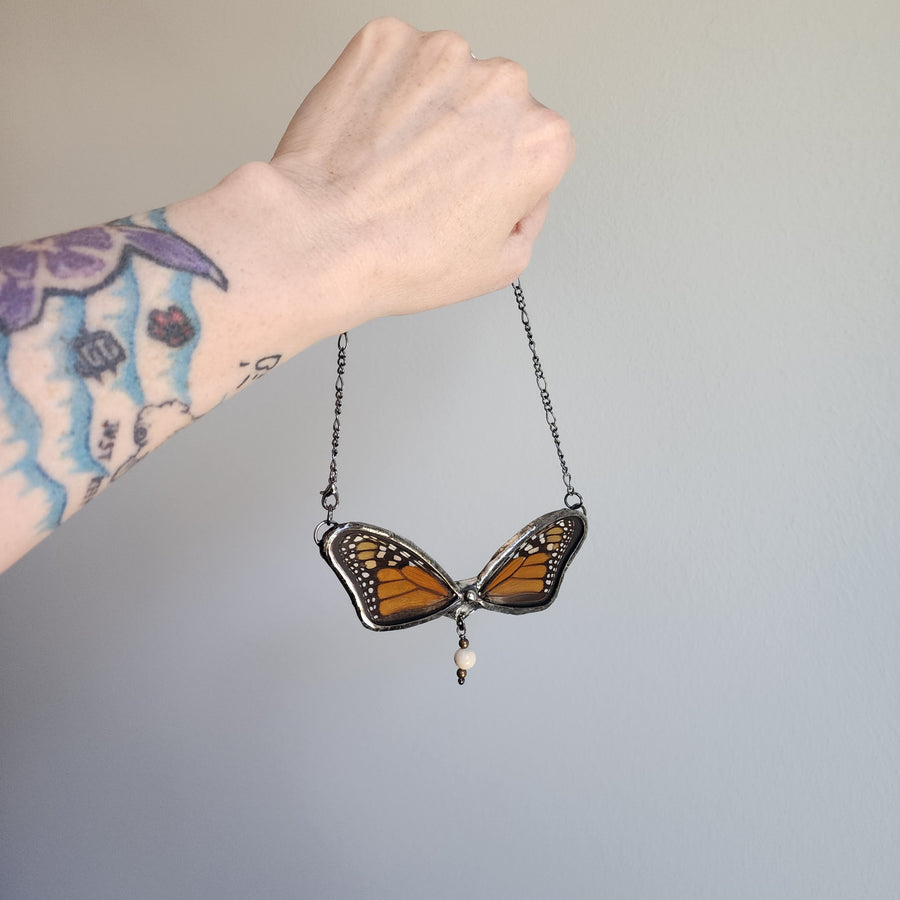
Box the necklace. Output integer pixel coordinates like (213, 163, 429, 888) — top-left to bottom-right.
(314, 280, 587, 684)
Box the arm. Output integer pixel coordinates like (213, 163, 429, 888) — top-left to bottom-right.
(0, 18, 574, 573)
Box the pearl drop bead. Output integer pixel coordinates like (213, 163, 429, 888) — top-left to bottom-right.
(454, 647, 476, 670)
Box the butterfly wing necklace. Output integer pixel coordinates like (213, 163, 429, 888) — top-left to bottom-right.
(314, 279, 587, 684)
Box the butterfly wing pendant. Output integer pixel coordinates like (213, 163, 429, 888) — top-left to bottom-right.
(319, 508, 587, 632)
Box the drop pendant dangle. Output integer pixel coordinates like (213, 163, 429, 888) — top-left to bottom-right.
(314, 280, 587, 686)
(455, 611, 474, 685)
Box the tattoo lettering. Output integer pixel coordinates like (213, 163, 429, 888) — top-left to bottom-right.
(147, 305, 195, 348)
(71, 329, 127, 380)
(83, 475, 105, 505)
(96, 419, 119, 461)
(235, 354, 282, 390)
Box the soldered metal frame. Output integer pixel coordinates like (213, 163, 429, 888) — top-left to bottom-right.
(317, 507, 587, 632)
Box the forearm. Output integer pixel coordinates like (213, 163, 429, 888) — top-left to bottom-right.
(0, 17, 574, 574)
(0, 162, 344, 571)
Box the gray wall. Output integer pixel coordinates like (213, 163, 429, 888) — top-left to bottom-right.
(2, 1, 898, 898)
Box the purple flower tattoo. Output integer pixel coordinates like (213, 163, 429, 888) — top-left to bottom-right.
(0, 223, 227, 334)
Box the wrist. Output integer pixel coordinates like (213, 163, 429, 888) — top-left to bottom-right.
(164, 161, 360, 413)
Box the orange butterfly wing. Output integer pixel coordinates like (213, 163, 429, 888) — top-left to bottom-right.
(320, 510, 586, 628)
(478, 513, 586, 612)
(320, 525, 461, 630)
(374, 560, 455, 617)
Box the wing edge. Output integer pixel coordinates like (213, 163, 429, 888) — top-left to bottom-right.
(474, 508, 588, 615)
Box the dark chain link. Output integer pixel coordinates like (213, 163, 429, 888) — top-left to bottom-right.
(512, 279, 584, 509)
(319, 331, 348, 523)
(318, 281, 583, 523)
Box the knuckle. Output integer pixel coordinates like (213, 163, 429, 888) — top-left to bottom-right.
(357, 17, 417, 48)
(490, 57, 529, 89)
(552, 113, 574, 147)
(364, 16, 413, 36)
(425, 28, 471, 60)
(537, 109, 575, 162)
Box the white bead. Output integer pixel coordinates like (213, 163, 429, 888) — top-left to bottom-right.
(454, 647, 476, 669)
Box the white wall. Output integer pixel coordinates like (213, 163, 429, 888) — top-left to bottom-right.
(1, 2, 898, 898)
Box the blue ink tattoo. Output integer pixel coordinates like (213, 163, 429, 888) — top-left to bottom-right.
(0, 210, 227, 529)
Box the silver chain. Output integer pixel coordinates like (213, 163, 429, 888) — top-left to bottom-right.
(511, 279, 584, 510)
(319, 331, 347, 523)
(318, 280, 582, 522)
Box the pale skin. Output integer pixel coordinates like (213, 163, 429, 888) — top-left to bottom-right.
(0, 18, 574, 574)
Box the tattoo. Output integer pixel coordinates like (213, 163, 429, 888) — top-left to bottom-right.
(112, 400, 195, 482)
(235, 354, 282, 390)
(0, 221, 226, 336)
(72, 329, 127, 380)
(83, 475, 104, 505)
(96, 419, 119, 461)
(0, 210, 226, 529)
(147, 305, 195, 348)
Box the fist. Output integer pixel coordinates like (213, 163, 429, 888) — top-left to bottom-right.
(270, 17, 575, 319)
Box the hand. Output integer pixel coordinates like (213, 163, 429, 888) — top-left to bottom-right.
(269, 17, 575, 320)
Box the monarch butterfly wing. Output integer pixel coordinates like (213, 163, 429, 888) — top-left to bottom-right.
(475, 509, 587, 614)
(320, 522, 462, 631)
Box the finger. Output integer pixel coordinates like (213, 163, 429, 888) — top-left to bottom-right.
(506, 105, 576, 219)
(499, 195, 551, 282)
(532, 111, 577, 196)
(513, 195, 550, 241)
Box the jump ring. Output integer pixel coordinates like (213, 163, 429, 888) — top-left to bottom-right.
(313, 519, 334, 545)
(564, 490, 585, 510)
